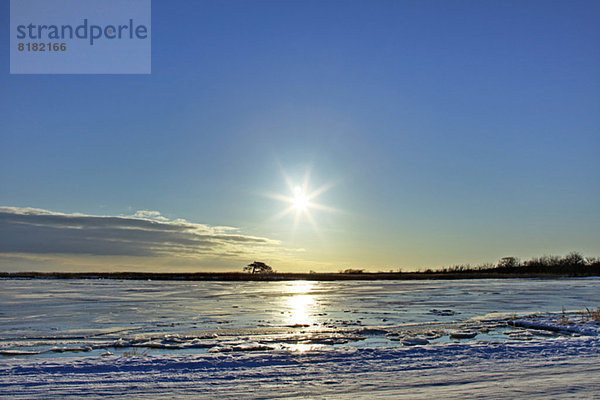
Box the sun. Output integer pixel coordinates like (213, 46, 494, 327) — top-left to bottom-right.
(265, 167, 339, 233)
(292, 186, 309, 212)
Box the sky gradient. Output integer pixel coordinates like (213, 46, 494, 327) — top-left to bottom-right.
(1, 0, 599, 272)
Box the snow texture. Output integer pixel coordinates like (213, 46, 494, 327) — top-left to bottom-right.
(1, 334, 599, 399)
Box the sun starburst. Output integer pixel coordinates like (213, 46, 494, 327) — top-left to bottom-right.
(265, 167, 338, 233)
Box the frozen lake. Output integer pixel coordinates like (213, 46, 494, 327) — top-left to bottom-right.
(1, 278, 600, 399)
(1, 278, 599, 356)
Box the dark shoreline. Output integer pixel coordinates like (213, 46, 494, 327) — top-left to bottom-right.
(1, 271, 599, 281)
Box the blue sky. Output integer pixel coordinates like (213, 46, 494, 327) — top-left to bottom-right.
(1, 0, 599, 271)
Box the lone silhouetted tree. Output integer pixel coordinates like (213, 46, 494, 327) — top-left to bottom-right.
(244, 261, 273, 274)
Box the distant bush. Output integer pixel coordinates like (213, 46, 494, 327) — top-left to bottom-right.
(497, 257, 520, 268)
(340, 268, 365, 274)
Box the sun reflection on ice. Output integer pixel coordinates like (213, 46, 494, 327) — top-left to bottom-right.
(287, 281, 313, 294)
(285, 281, 316, 327)
(287, 294, 314, 326)
(285, 343, 323, 353)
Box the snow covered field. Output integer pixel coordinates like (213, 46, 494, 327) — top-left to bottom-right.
(2, 334, 600, 399)
(1, 278, 599, 398)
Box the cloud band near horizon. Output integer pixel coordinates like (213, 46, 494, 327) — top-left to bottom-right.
(0, 206, 281, 259)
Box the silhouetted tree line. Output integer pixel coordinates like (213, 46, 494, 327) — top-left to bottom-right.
(434, 252, 600, 277)
(1, 252, 598, 281)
